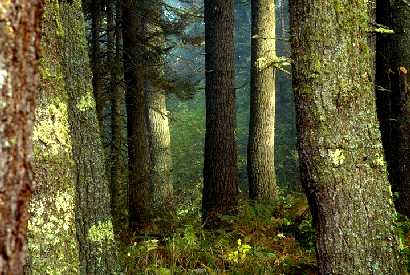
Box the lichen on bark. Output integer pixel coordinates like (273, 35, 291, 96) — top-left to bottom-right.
(28, 1, 79, 273)
(290, 0, 406, 273)
(59, 0, 118, 273)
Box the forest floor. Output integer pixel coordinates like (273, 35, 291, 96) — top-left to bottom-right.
(121, 193, 319, 274)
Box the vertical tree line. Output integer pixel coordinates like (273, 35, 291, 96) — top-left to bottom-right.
(3, 0, 410, 273)
(248, 0, 278, 200)
(376, 0, 410, 217)
(202, 0, 238, 223)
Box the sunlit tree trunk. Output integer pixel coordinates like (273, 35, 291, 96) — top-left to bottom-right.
(122, 0, 151, 230)
(28, 0, 79, 273)
(290, 0, 405, 273)
(60, 0, 117, 273)
(145, 0, 174, 217)
(376, 0, 410, 217)
(202, 0, 238, 223)
(147, 91, 174, 212)
(247, 0, 278, 200)
(0, 0, 41, 273)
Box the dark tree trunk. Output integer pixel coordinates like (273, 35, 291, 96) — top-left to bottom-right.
(247, 0, 278, 200)
(90, 0, 106, 134)
(376, 0, 410, 217)
(290, 0, 405, 273)
(107, 0, 128, 234)
(0, 1, 42, 273)
(202, 0, 238, 223)
(60, 0, 118, 273)
(122, 0, 151, 230)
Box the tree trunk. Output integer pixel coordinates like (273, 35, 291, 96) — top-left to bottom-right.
(376, 0, 410, 217)
(147, 91, 174, 213)
(28, 0, 79, 273)
(247, 0, 278, 200)
(202, 0, 238, 223)
(0, 1, 42, 273)
(90, 0, 106, 134)
(144, 0, 174, 218)
(290, 0, 405, 273)
(60, 0, 117, 273)
(107, 0, 128, 235)
(122, 0, 151, 230)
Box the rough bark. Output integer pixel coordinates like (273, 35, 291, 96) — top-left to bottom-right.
(247, 0, 278, 200)
(107, 0, 128, 234)
(290, 0, 405, 274)
(28, 0, 79, 273)
(376, 0, 410, 217)
(122, 0, 151, 230)
(147, 91, 174, 212)
(0, 1, 42, 273)
(202, 0, 238, 223)
(60, 0, 117, 273)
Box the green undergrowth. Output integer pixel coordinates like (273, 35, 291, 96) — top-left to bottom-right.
(121, 193, 317, 274)
(396, 215, 410, 272)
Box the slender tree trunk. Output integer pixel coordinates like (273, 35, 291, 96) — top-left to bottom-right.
(202, 0, 238, 223)
(0, 1, 42, 273)
(376, 0, 410, 217)
(107, 0, 128, 234)
(290, 0, 405, 273)
(60, 0, 117, 273)
(28, 0, 79, 273)
(247, 0, 278, 200)
(147, 91, 174, 212)
(90, 0, 105, 133)
(122, 0, 151, 230)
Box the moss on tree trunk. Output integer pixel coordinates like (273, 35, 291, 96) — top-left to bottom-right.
(60, 0, 118, 273)
(28, 0, 79, 273)
(290, 0, 405, 273)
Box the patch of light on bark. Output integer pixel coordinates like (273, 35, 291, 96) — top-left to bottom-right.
(0, 68, 6, 90)
(88, 220, 114, 242)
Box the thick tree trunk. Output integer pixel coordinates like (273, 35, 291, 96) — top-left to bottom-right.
(147, 91, 174, 212)
(107, 0, 128, 234)
(122, 0, 151, 230)
(60, 0, 117, 273)
(376, 0, 410, 217)
(247, 0, 278, 200)
(0, 1, 42, 273)
(290, 0, 405, 274)
(28, 0, 79, 273)
(144, 0, 174, 217)
(202, 0, 238, 223)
